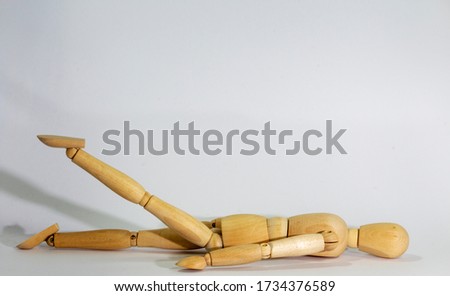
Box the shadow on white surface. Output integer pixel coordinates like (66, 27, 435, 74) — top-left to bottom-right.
(0, 225, 27, 248)
(0, 169, 142, 230)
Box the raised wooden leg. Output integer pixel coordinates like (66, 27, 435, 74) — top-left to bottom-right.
(37, 135, 219, 249)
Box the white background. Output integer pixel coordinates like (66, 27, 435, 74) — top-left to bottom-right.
(1, 0, 449, 275)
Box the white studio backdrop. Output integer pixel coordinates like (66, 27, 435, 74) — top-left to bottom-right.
(1, 0, 449, 275)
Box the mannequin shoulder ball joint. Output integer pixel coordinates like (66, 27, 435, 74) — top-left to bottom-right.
(17, 135, 409, 270)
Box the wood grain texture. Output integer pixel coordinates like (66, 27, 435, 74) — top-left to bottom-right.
(71, 149, 146, 204)
(288, 213, 348, 257)
(209, 244, 263, 266)
(268, 234, 325, 258)
(205, 233, 224, 250)
(347, 228, 358, 248)
(220, 214, 269, 247)
(137, 228, 201, 250)
(17, 224, 59, 249)
(37, 135, 85, 148)
(177, 234, 325, 269)
(267, 217, 288, 240)
(144, 195, 213, 247)
(176, 256, 208, 270)
(357, 223, 409, 258)
(53, 229, 132, 249)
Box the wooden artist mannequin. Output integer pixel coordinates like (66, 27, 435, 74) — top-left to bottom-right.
(17, 135, 409, 270)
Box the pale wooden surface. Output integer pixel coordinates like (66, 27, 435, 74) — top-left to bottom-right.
(16, 224, 59, 250)
(220, 214, 269, 247)
(176, 256, 208, 270)
(267, 217, 288, 240)
(144, 195, 213, 247)
(205, 233, 224, 250)
(177, 233, 325, 270)
(137, 228, 201, 250)
(357, 223, 409, 258)
(53, 229, 132, 249)
(268, 234, 325, 258)
(37, 135, 85, 148)
(177, 244, 264, 270)
(71, 149, 147, 204)
(209, 244, 263, 267)
(288, 213, 348, 257)
(347, 228, 359, 248)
